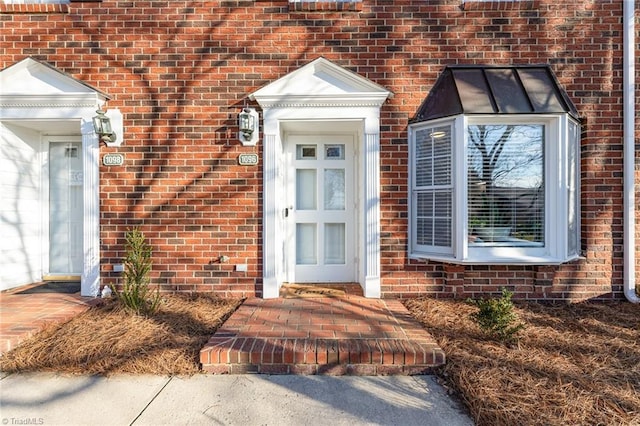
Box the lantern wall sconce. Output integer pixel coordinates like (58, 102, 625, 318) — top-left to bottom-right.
(93, 109, 116, 144)
(92, 108, 123, 147)
(238, 107, 259, 146)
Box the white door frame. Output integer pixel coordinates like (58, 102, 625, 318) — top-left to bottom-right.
(252, 58, 391, 298)
(262, 117, 381, 298)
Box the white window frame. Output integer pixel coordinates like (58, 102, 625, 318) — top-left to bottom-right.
(409, 113, 581, 265)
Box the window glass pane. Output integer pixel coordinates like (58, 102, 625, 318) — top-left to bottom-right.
(416, 218, 433, 246)
(296, 169, 317, 210)
(325, 223, 345, 264)
(433, 218, 452, 246)
(296, 223, 317, 265)
(467, 124, 544, 246)
(325, 144, 344, 160)
(413, 125, 453, 251)
(415, 191, 451, 247)
(567, 119, 580, 256)
(324, 169, 345, 210)
(297, 145, 316, 160)
(415, 129, 432, 187)
(433, 154, 451, 186)
(416, 159, 433, 187)
(415, 127, 451, 188)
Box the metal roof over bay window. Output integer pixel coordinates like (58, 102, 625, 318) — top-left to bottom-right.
(410, 65, 580, 123)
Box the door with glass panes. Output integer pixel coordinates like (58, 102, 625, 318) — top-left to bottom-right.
(285, 135, 355, 282)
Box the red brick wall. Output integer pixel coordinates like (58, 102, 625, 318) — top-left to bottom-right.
(1, 0, 637, 301)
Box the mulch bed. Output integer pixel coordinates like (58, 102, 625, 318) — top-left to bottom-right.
(0, 294, 241, 376)
(404, 298, 640, 426)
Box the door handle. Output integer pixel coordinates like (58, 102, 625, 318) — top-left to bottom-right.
(284, 208, 289, 218)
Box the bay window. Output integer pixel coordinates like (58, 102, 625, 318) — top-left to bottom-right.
(409, 114, 580, 264)
(409, 65, 581, 264)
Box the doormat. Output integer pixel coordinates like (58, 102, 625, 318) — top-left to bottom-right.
(17, 281, 80, 295)
(280, 284, 347, 298)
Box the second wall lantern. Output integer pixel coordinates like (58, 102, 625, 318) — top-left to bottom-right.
(92, 108, 123, 147)
(93, 109, 116, 144)
(238, 107, 259, 146)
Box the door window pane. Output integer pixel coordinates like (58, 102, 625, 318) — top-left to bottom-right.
(324, 169, 345, 210)
(296, 223, 317, 265)
(297, 145, 317, 160)
(325, 144, 344, 160)
(325, 223, 346, 264)
(296, 169, 317, 210)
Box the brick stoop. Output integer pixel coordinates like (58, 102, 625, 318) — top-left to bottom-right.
(200, 296, 445, 375)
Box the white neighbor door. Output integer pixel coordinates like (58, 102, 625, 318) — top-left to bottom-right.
(286, 135, 355, 283)
(48, 141, 83, 275)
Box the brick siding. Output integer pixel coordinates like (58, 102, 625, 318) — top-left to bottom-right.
(2, 0, 638, 301)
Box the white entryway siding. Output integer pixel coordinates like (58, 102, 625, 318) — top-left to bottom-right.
(0, 123, 44, 288)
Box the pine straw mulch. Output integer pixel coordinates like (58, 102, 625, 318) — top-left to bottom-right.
(0, 294, 241, 376)
(404, 298, 640, 426)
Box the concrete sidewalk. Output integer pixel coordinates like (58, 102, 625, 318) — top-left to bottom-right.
(0, 373, 473, 425)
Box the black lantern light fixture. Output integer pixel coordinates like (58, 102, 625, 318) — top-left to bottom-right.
(92, 109, 117, 144)
(238, 107, 259, 146)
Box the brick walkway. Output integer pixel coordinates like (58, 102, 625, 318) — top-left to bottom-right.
(200, 294, 445, 375)
(0, 290, 93, 355)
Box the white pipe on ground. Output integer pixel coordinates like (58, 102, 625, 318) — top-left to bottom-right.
(623, 0, 639, 303)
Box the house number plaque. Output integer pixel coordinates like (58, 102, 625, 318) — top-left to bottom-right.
(238, 153, 259, 166)
(103, 153, 124, 166)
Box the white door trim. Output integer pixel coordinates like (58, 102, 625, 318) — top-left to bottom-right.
(262, 117, 381, 298)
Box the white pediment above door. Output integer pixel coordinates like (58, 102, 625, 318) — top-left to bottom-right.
(250, 57, 392, 108)
(1, 57, 106, 96)
(0, 57, 109, 109)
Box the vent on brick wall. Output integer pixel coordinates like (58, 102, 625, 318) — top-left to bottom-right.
(288, 0, 363, 12)
(460, 0, 538, 10)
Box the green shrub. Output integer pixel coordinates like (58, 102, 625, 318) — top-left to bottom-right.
(119, 228, 160, 315)
(468, 288, 525, 344)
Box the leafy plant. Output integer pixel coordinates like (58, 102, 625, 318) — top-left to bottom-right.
(468, 288, 525, 344)
(119, 228, 160, 315)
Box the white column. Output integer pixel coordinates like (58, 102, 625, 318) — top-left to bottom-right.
(262, 132, 280, 298)
(364, 132, 381, 298)
(81, 120, 100, 297)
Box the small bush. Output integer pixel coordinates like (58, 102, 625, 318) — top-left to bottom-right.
(119, 228, 160, 315)
(468, 288, 525, 344)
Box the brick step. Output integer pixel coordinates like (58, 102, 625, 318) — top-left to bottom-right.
(200, 337, 445, 375)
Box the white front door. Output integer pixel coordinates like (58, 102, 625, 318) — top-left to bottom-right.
(48, 141, 83, 275)
(286, 134, 356, 282)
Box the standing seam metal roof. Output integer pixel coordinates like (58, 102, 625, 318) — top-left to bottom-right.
(411, 65, 580, 123)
